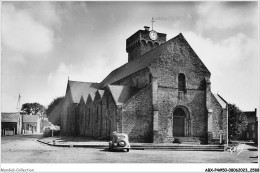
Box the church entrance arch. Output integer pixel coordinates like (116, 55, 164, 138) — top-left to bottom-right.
(172, 106, 190, 137)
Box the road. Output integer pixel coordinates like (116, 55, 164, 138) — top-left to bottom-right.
(1, 134, 258, 163)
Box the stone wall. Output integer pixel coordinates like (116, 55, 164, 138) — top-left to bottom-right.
(155, 87, 207, 143)
(85, 96, 93, 137)
(114, 68, 151, 89)
(93, 93, 101, 138)
(98, 90, 118, 138)
(126, 30, 166, 62)
(60, 89, 74, 136)
(122, 85, 153, 143)
(78, 97, 86, 136)
(210, 94, 227, 144)
(149, 34, 210, 143)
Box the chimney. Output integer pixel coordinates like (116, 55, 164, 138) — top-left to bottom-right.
(144, 26, 150, 31)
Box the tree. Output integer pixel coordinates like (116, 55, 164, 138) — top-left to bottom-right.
(21, 102, 46, 115)
(228, 103, 248, 140)
(46, 96, 64, 126)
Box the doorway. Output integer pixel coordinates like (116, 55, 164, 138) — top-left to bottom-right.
(173, 108, 186, 137)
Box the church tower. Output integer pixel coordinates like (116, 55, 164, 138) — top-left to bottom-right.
(126, 26, 167, 62)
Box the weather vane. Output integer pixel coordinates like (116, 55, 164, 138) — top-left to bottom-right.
(151, 17, 155, 30)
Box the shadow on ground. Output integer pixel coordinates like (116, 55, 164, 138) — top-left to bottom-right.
(248, 148, 258, 151)
(249, 156, 258, 159)
(99, 148, 128, 153)
(246, 143, 258, 147)
(58, 137, 107, 142)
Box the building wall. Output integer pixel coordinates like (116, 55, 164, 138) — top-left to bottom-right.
(100, 91, 117, 138)
(93, 93, 102, 138)
(241, 110, 258, 142)
(149, 35, 210, 143)
(154, 87, 207, 143)
(122, 85, 153, 143)
(114, 68, 151, 89)
(78, 98, 86, 136)
(126, 30, 166, 62)
(101, 93, 108, 137)
(1, 122, 18, 135)
(61, 90, 70, 135)
(85, 96, 93, 137)
(209, 94, 227, 144)
(60, 89, 77, 136)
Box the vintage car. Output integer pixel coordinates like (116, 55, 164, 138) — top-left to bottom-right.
(109, 133, 130, 152)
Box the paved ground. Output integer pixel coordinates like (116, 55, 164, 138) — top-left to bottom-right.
(1, 134, 258, 163)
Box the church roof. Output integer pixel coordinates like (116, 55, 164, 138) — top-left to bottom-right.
(68, 80, 101, 103)
(101, 33, 210, 87)
(107, 85, 139, 105)
(97, 90, 105, 98)
(214, 94, 227, 109)
(1, 112, 20, 122)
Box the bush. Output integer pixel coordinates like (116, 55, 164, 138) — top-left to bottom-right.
(43, 127, 60, 137)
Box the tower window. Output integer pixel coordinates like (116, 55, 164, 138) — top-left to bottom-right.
(178, 73, 186, 92)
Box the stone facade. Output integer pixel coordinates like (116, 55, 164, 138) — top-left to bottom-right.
(122, 85, 153, 142)
(60, 27, 228, 144)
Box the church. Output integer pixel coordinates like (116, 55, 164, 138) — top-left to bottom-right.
(60, 26, 228, 144)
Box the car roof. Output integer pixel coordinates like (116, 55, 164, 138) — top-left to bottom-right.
(111, 133, 128, 137)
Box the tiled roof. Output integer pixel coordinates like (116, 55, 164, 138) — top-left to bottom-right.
(101, 33, 210, 87)
(68, 81, 101, 103)
(213, 94, 227, 109)
(97, 90, 105, 98)
(107, 85, 139, 105)
(1, 112, 20, 122)
(23, 115, 39, 122)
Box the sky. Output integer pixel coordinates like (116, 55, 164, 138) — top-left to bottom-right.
(1, 1, 259, 113)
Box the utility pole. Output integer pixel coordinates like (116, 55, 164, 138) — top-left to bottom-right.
(16, 94, 23, 134)
(226, 104, 229, 147)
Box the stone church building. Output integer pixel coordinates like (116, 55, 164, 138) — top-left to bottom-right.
(61, 27, 228, 144)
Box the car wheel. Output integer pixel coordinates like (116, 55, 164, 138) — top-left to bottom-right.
(126, 149, 129, 152)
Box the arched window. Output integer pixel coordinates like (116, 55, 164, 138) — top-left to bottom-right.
(178, 73, 186, 92)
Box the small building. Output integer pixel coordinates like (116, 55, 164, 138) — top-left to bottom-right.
(242, 108, 258, 143)
(1, 112, 22, 136)
(22, 115, 41, 134)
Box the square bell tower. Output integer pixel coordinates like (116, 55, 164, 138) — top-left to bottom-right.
(126, 26, 167, 62)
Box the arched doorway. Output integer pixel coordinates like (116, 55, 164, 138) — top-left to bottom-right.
(172, 107, 190, 137)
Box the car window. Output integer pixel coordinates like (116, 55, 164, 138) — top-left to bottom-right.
(117, 135, 126, 140)
(113, 136, 117, 141)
